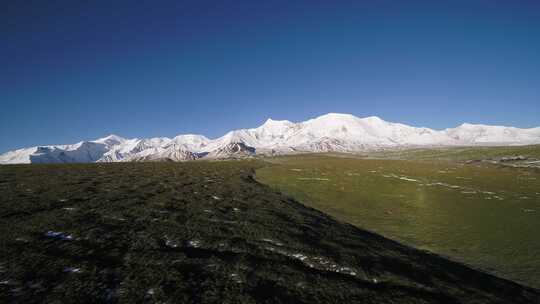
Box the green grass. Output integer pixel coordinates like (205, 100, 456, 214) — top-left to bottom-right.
(1, 160, 538, 303)
(365, 144, 540, 161)
(256, 154, 540, 288)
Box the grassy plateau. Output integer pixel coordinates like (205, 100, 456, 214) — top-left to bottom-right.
(256, 146, 540, 289)
(0, 158, 538, 303)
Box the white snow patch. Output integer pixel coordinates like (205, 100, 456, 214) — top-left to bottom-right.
(63, 267, 81, 273)
(45, 231, 74, 241)
(398, 176, 419, 182)
(164, 236, 179, 248)
(260, 238, 284, 246)
(188, 240, 201, 248)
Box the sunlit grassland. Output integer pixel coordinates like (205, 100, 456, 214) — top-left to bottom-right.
(256, 153, 540, 288)
(366, 144, 540, 161)
(1, 160, 539, 302)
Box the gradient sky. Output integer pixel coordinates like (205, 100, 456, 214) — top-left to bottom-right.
(1, 0, 539, 152)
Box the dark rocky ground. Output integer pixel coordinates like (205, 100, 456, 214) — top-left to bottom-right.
(0, 161, 538, 303)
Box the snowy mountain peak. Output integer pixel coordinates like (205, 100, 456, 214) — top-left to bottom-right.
(170, 134, 210, 152)
(456, 123, 490, 129)
(94, 134, 127, 146)
(1, 113, 539, 164)
(361, 116, 385, 123)
(306, 113, 357, 124)
(101, 134, 125, 141)
(257, 118, 295, 135)
(262, 118, 293, 125)
(173, 134, 210, 141)
(317, 113, 358, 120)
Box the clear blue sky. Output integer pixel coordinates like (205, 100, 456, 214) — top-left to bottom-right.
(1, 0, 539, 152)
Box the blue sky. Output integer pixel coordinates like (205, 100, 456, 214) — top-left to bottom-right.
(1, 0, 539, 152)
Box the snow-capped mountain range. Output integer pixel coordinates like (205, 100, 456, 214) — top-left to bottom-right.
(2, 113, 540, 164)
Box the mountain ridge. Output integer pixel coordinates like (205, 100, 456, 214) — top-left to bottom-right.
(2, 113, 540, 164)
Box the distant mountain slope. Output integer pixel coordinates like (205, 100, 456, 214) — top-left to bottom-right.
(2, 113, 540, 164)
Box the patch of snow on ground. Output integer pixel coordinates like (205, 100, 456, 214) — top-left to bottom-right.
(188, 240, 201, 248)
(45, 231, 74, 241)
(260, 238, 284, 246)
(426, 182, 462, 189)
(263, 247, 359, 278)
(63, 267, 81, 273)
(398, 176, 419, 182)
(381, 173, 420, 183)
(164, 236, 179, 248)
(230, 273, 243, 283)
